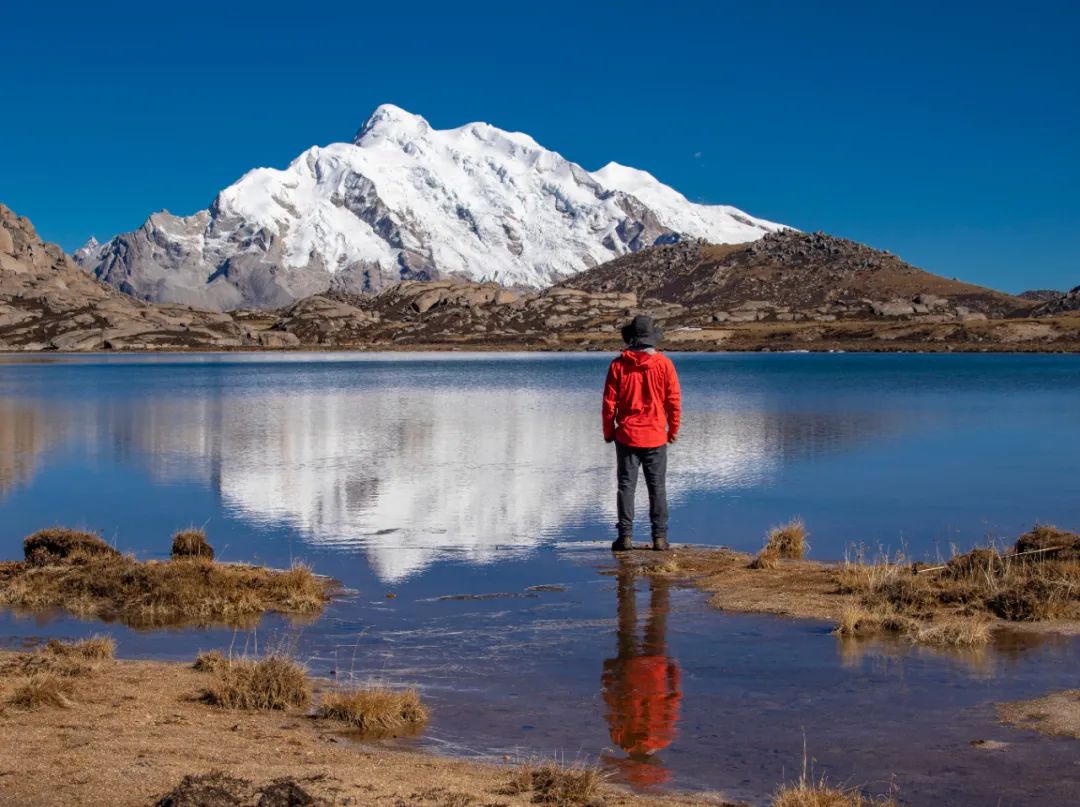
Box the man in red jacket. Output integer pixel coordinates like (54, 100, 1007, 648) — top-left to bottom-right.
(602, 315, 681, 552)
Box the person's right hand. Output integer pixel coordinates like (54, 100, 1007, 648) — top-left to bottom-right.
(605, 436, 615, 444)
(667, 434, 678, 444)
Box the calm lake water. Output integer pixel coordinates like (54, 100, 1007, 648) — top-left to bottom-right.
(2, 351, 1080, 805)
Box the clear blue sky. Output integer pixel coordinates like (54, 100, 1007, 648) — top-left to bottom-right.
(2, 1, 1077, 292)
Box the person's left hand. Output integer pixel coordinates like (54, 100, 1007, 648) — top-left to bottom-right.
(605, 436, 615, 444)
(667, 434, 678, 444)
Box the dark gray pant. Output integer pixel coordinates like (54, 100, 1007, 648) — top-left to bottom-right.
(615, 442, 668, 539)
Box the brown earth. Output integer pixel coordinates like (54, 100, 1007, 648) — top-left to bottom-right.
(998, 690, 1080, 739)
(0, 649, 736, 807)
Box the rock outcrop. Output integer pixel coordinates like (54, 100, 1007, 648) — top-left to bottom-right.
(0, 205, 254, 351)
(1034, 285, 1080, 316)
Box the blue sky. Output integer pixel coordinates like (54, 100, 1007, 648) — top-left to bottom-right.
(2, 1, 1077, 292)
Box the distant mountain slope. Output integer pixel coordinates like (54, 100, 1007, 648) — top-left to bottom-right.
(1018, 289, 1063, 302)
(560, 231, 1033, 318)
(0, 204, 250, 350)
(1034, 285, 1080, 316)
(74, 104, 785, 311)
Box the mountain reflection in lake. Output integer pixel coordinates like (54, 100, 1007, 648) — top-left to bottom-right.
(0, 357, 899, 580)
(3, 352, 1080, 578)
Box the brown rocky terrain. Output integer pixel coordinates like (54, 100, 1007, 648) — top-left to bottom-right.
(0, 205, 260, 351)
(1034, 284, 1080, 316)
(1019, 289, 1064, 302)
(560, 231, 1036, 323)
(3, 203, 1080, 353)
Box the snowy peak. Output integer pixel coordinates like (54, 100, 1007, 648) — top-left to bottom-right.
(354, 103, 432, 142)
(77, 104, 789, 311)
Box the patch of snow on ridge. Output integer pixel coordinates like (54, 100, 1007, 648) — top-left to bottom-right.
(78, 103, 789, 310)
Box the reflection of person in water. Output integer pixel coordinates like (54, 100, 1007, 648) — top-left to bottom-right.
(601, 566, 682, 786)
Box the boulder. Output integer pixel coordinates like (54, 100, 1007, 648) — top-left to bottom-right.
(257, 331, 301, 348)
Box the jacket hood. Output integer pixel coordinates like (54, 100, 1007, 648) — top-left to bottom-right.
(617, 348, 662, 370)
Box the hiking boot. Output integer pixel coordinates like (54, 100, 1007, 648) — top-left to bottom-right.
(611, 535, 633, 552)
(652, 535, 671, 551)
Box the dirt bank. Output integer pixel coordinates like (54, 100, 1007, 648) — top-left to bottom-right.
(998, 691, 1080, 740)
(0, 648, 736, 807)
(624, 531, 1080, 644)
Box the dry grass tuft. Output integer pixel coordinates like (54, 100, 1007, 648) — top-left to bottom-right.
(833, 526, 1080, 645)
(905, 615, 992, 647)
(45, 634, 116, 661)
(506, 761, 604, 806)
(7, 672, 75, 710)
(1014, 523, 1080, 561)
(318, 685, 429, 734)
(202, 655, 311, 711)
(767, 519, 808, 560)
(0, 535, 333, 628)
(772, 777, 896, 807)
(193, 650, 225, 673)
(749, 519, 807, 569)
(171, 529, 214, 560)
(749, 547, 780, 570)
(23, 528, 119, 565)
(0, 636, 117, 680)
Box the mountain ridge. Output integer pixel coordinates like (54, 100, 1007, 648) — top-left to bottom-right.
(74, 104, 785, 311)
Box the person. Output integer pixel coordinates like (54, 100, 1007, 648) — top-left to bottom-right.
(602, 315, 681, 552)
(600, 565, 682, 786)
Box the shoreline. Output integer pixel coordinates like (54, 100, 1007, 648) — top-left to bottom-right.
(0, 647, 734, 807)
(620, 545, 1080, 639)
(5, 341, 1080, 356)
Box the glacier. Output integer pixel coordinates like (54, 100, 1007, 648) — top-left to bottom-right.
(76, 104, 786, 311)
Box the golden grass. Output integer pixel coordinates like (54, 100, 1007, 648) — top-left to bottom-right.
(201, 655, 311, 710)
(23, 528, 119, 565)
(750, 547, 780, 569)
(506, 761, 605, 806)
(768, 519, 808, 560)
(0, 636, 117, 680)
(171, 528, 214, 560)
(833, 525, 1080, 645)
(0, 529, 333, 628)
(750, 519, 807, 569)
(772, 776, 897, 807)
(318, 685, 429, 734)
(45, 634, 115, 661)
(193, 650, 225, 673)
(7, 672, 75, 710)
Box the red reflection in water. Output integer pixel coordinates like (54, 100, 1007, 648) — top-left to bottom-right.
(601, 565, 682, 787)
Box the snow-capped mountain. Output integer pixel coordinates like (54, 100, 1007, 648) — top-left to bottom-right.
(76, 104, 786, 310)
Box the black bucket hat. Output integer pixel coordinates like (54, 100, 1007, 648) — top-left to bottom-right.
(621, 314, 661, 348)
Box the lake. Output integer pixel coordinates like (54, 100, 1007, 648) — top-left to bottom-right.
(2, 351, 1079, 805)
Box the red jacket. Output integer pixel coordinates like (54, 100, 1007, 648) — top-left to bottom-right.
(602, 350, 681, 448)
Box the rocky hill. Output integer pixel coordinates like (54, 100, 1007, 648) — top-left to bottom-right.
(1034, 285, 1080, 316)
(1019, 289, 1063, 302)
(559, 231, 1034, 324)
(0, 205, 260, 350)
